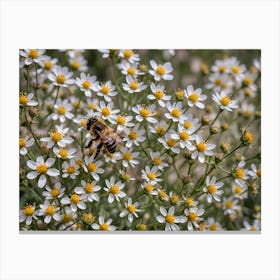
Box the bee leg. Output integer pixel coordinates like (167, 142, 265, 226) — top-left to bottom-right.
(85, 139, 94, 149)
(94, 142, 103, 159)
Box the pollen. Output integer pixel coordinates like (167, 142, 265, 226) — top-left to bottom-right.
(85, 183, 94, 193)
(100, 223, 109, 231)
(189, 92, 199, 103)
(19, 137, 26, 148)
(154, 90, 164, 99)
(110, 185, 120, 195)
(71, 60, 80, 70)
(197, 141, 207, 152)
(156, 65, 166, 75)
(51, 188, 60, 197)
(167, 138, 176, 147)
(101, 107, 111, 116)
(117, 115, 126, 125)
(123, 152, 132, 161)
(87, 163, 97, 172)
(83, 80, 91, 89)
(140, 108, 150, 118)
(184, 121, 192, 130)
(51, 131, 63, 142)
(176, 89, 185, 99)
(101, 85, 110, 94)
(19, 94, 28, 105)
(235, 168, 245, 179)
(225, 200, 233, 209)
(234, 185, 242, 194)
(186, 197, 194, 206)
(156, 126, 165, 135)
(56, 74, 66, 85)
(207, 184, 217, 194)
(232, 65, 240, 74)
(57, 106, 66, 115)
(153, 157, 161, 165)
(58, 148, 68, 158)
(127, 67, 136, 75)
(129, 131, 138, 140)
(171, 108, 181, 118)
(127, 204, 136, 213)
(44, 60, 53, 70)
(165, 214, 175, 224)
(257, 169, 261, 178)
(36, 163, 48, 174)
(147, 172, 156, 180)
(219, 65, 227, 73)
(71, 194, 80, 204)
(188, 212, 198, 222)
(179, 131, 189, 141)
(67, 166, 75, 174)
(28, 49, 39, 59)
(130, 81, 139, 90)
(145, 184, 154, 193)
(23, 205, 34, 216)
(220, 96, 230, 106)
(124, 50, 133, 59)
(45, 205, 55, 215)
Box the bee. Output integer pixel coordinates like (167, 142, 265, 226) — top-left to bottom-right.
(85, 117, 119, 159)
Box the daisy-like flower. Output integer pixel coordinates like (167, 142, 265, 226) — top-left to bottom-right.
(228, 57, 246, 83)
(27, 156, 59, 188)
(94, 81, 117, 102)
(119, 62, 141, 78)
(53, 146, 77, 160)
(222, 197, 240, 215)
(92, 216, 116, 231)
(158, 133, 180, 154)
(141, 166, 162, 185)
(141, 182, 158, 196)
(75, 73, 98, 97)
(104, 177, 126, 203)
(119, 170, 136, 182)
(69, 55, 88, 72)
(42, 182, 65, 200)
(149, 151, 168, 170)
(242, 220, 261, 231)
(103, 151, 122, 164)
(83, 155, 104, 181)
(36, 201, 62, 224)
(123, 123, 145, 148)
(19, 204, 37, 226)
(62, 159, 80, 179)
(19, 49, 47, 66)
(211, 59, 230, 74)
(19, 92, 38, 107)
(212, 91, 238, 112)
(149, 60, 173, 81)
(248, 163, 261, 179)
(61, 192, 86, 212)
(119, 49, 140, 64)
(158, 189, 169, 201)
(206, 217, 223, 231)
(147, 83, 171, 107)
(119, 198, 141, 223)
(73, 115, 88, 131)
(38, 57, 58, 73)
(171, 125, 196, 149)
(40, 125, 74, 148)
(48, 66, 74, 87)
(132, 104, 157, 123)
(122, 76, 147, 93)
(19, 136, 34, 155)
(182, 113, 200, 134)
(184, 207, 205, 231)
(203, 176, 224, 203)
(50, 99, 74, 122)
(232, 181, 248, 200)
(188, 135, 216, 163)
(150, 120, 168, 136)
(59, 207, 78, 230)
(183, 196, 199, 208)
(98, 49, 111, 59)
(240, 102, 255, 118)
(165, 102, 187, 123)
(206, 73, 234, 94)
(233, 161, 249, 187)
(156, 206, 185, 231)
(112, 114, 134, 132)
(119, 147, 140, 168)
(75, 180, 101, 202)
(185, 85, 207, 109)
(95, 101, 120, 123)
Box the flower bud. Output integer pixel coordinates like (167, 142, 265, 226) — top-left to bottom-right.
(210, 126, 219, 134)
(215, 153, 223, 163)
(137, 223, 147, 231)
(221, 122, 229, 131)
(29, 107, 39, 118)
(139, 64, 148, 73)
(175, 89, 185, 100)
(241, 130, 255, 146)
(47, 104, 54, 113)
(201, 115, 211, 125)
(205, 105, 214, 114)
(200, 63, 209, 75)
(82, 213, 94, 224)
(170, 193, 179, 204)
(220, 143, 231, 153)
(183, 175, 193, 184)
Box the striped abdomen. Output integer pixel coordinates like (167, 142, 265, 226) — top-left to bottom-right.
(105, 138, 117, 154)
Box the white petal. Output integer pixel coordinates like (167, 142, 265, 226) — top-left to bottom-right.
(26, 171, 38, 179)
(156, 216, 165, 223)
(38, 175, 46, 188)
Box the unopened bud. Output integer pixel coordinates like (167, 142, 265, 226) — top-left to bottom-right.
(210, 126, 219, 134)
(205, 105, 214, 114)
(29, 107, 39, 118)
(220, 143, 231, 153)
(221, 122, 229, 131)
(201, 115, 211, 125)
(82, 213, 94, 224)
(183, 175, 193, 184)
(139, 64, 148, 73)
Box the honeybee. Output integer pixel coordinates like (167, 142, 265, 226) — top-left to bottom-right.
(86, 117, 119, 159)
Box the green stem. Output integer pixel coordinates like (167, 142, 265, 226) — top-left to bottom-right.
(53, 86, 60, 106)
(210, 109, 222, 126)
(222, 143, 243, 161)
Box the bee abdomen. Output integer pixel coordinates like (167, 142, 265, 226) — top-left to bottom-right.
(106, 139, 117, 153)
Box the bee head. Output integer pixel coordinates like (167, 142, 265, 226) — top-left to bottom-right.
(87, 117, 97, 130)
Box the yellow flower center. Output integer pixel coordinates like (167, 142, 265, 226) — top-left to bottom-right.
(28, 49, 39, 59)
(71, 60, 80, 70)
(85, 183, 94, 193)
(244, 88, 253, 97)
(56, 74, 66, 85)
(171, 194, 179, 203)
(127, 67, 136, 75)
(122, 172, 130, 180)
(101, 86, 110, 94)
(186, 197, 194, 206)
(83, 213, 94, 224)
(145, 184, 154, 193)
(220, 96, 230, 106)
(154, 90, 164, 99)
(110, 185, 120, 195)
(232, 65, 240, 74)
(210, 224, 218, 231)
(139, 223, 147, 230)
(130, 81, 139, 90)
(156, 126, 165, 135)
(219, 65, 227, 73)
(243, 131, 255, 145)
(23, 205, 34, 216)
(83, 80, 91, 89)
(100, 223, 109, 231)
(179, 131, 189, 141)
(235, 168, 245, 179)
(215, 79, 221, 86)
(87, 163, 97, 172)
(45, 205, 55, 215)
(63, 214, 72, 223)
(124, 50, 133, 59)
(250, 226, 257, 231)
(140, 108, 150, 118)
(188, 212, 198, 222)
(117, 115, 126, 125)
(221, 83, 229, 89)
(101, 108, 111, 117)
(73, 100, 80, 108)
(51, 188, 60, 197)
(189, 92, 199, 103)
(19, 95, 28, 105)
(159, 190, 167, 199)
(184, 121, 192, 130)
(51, 131, 63, 142)
(36, 163, 48, 174)
(165, 214, 175, 224)
(57, 106, 66, 115)
(234, 185, 242, 194)
(167, 138, 176, 147)
(225, 200, 233, 209)
(44, 61, 53, 70)
(207, 184, 217, 194)
(197, 141, 207, 152)
(80, 119, 87, 127)
(88, 103, 96, 110)
(67, 166, 75, 174)
(123, 152, 132, 161)
(147, 172, 156, 180)
(58, 148, 68, 158)
(71, 194, 80, 204)
(153, 157, 161, 165)
(171, 108, 181, 118)
(176, 89, 185, 99)
(257, 169, 261, 178)
(127, 204, 135, 213)
(19, 137, 26, 148)
(156, 65, 166, 75)
(129, 131, 137, 140)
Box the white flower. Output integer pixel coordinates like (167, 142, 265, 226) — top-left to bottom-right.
(123, 123, 145, 148)
(228, 57, 246, 83)
(61, 193, 86, 212)
(156, 206, 185, 231)
(50, 99, 74, 122)
(185, 85, 207, 109)
(19, 136, 34, 155)
(83, 155, 104, 181)
(94, 81, 117, 102)
(53, 147, 77, 160)
(122, 76, 147, 93)
(119, 62, 141, 78)
(98, 49, 110, 59)
(69, 55, 88, 72)
(141, 182, 158, 196)
(119, 198, 141, 223)
(112, 114, 134, 132)
(171, 125, 196, 149)
(211, 59, 230, 74)
(19, 49, 47, 66)
(62, 159, 80, 179)
(42, 182, 65, 200)
(104, 177, 126, 203)
(27, 156, 59, 188)
(233, 160, 249, 187)
(184, 207, 205, 231)
(149, 151, 168, 171)
(248, 163, 261, 179)
(242, 220, 261, 231)
(165, 102, 187, 123)
(119, 147, 140, 168)
(58, 207, 78, 230)
(48, 66, 74, 87)
(36, 201, 62, 224)
(206, 73, 233, 94)
(222, 197, 240, 215)
(19, 205, 37, 226)
(19, 92, 38, 107)
(149, 60, 173, 81)
(206, 217, 223, 231)
(158, 133, 180, 154)
(132, 104, 157, 124)
(232, 181, 248, 200)
(95, 101, 120, 123)
(38, 57, 58, 73)
(212, 91, 238, 111)
(92, 216, 116, 231)
(75, 180, 101, 202)
(203, 176, 224, 203)
(75, 72, 98, 97)
(182, 113, 199, 134)
(147, 83, 171, 107)
(119, 49, 140, 64)
(141, 166, 162, 185)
